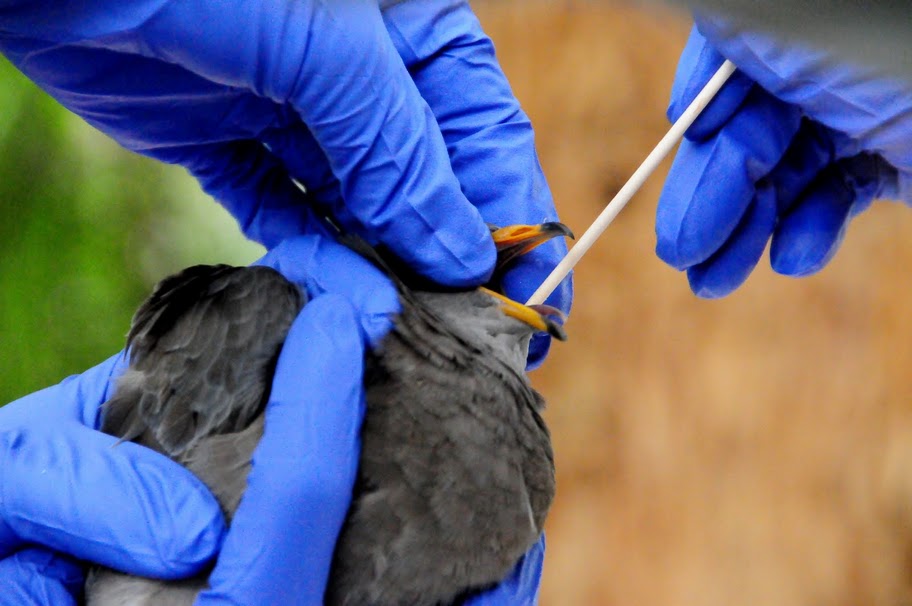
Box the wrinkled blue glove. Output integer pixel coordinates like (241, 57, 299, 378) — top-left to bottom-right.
(0, 233, 545, 605)
(0, 0, 570, 361)
(656, 15, 912, 297)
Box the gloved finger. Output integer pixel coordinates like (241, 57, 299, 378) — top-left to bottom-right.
(687, 121, 860, 294)
(382, 0, 571, 368)
(0, 34, 280, 154)
(667, 25, 755, 141)
(771, 153, 899, 276)
(463, 535, 545, 606)
(656, 87, 801, 269)
(254, 235, 400, 347)
(685, 183, 777, 298)
(198, 295, 366, 605)
(0, 421, 225, 579)
(0, 547, 83, 606)
(694, 14, 912, 174)
(155, 141, 328, 250)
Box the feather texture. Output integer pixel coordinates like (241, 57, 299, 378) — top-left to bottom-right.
(87, 250, 555, 606)
(327, 288, 554, 606)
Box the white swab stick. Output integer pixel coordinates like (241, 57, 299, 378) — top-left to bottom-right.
(525, 59, 737, 306)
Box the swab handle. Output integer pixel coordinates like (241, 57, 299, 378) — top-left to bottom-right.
(525, 59, 737, 306)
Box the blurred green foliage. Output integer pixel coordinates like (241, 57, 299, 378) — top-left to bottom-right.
(0, 58, 264, 404)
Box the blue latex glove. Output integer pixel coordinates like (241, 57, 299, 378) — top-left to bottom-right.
(656, 16, 912, 297)
(0, 0, 570, 363)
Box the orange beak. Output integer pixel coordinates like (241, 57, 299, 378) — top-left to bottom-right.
(490, 222, 575, 272)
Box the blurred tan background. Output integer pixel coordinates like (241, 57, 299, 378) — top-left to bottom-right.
(473, 3, 912, 605)
(3, 2, 912, 605)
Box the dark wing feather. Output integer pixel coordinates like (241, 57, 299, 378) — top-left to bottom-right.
(101, 265, 304, 458)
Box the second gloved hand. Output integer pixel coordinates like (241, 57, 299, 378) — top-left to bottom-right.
(656, 16, 912, 297)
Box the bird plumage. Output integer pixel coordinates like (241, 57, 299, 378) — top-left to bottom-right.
(327, 288, 553, 605)
(87, 266, 303, 605)
(87, 232, 561, 606)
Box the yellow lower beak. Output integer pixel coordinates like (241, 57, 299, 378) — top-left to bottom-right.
(479, 287, 567, 341)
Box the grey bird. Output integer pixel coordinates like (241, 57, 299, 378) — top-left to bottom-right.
(85, 222, 572, 606)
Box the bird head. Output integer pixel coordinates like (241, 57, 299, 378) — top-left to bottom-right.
(335, 219, 572, 346)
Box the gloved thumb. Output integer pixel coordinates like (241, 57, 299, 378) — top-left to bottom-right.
(198, 294, 366, 605)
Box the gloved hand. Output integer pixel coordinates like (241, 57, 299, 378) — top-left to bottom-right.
(0, 354, 226, 605)
(0, 0, 570, 364)
(0, 234, 545, 605)
(0, 228, 390, 605)
(656, 15, 912, 297)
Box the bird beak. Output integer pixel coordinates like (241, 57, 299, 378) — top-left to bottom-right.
(479, 287, 567, 341)
(490, 222, 575, 271)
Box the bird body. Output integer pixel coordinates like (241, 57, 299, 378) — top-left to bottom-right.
(328, 288, 553, 605)
(87, 226, 566, 606)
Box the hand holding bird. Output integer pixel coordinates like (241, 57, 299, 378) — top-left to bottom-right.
(86, 224, 570, 606)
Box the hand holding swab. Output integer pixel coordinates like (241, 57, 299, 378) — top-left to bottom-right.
(526, 60, 737, 306)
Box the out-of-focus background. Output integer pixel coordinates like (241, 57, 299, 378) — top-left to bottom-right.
(3, 2, 912, 605)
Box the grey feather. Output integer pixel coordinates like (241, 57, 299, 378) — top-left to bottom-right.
(88, 248, 556, 606)
(88, 266, 302, 606)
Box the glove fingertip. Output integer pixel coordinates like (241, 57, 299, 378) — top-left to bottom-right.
(770, 225, 847, 278)
(256, 235, 400, 346)
(0, 424, 225, 580)
(686, 266, 742, 299)
(770, 159, 870, 278)
(668, 27, 753, 141)
(115, 446, 228, 578)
